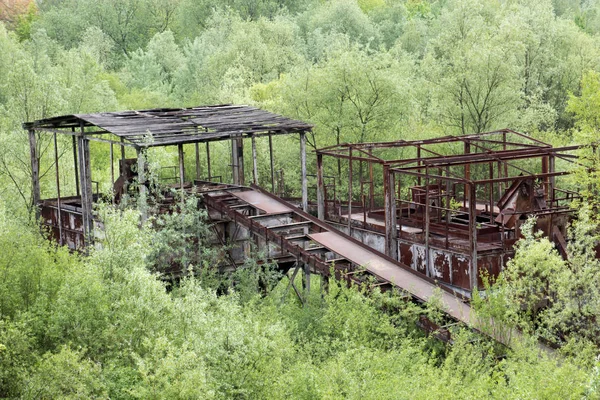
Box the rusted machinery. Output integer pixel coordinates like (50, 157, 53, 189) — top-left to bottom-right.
(315, 130, 584, 296)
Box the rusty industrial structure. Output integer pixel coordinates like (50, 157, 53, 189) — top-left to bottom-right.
(315, 130, 582, 296)
(24, 106, 585, 349)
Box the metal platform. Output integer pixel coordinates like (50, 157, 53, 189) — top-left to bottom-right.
(203, 186, 478, 330)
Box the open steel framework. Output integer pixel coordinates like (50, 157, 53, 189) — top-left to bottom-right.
(24, 105, 312, 249)
(315, 129, 587, 293)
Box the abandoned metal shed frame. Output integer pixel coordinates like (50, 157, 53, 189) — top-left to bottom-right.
(24, 105, 312, 248)
(315, 129, 587, 294)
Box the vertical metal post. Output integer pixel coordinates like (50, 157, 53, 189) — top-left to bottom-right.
(316, 153, 325, 220)
(424, 166, 430, 277)
(417, 145, 422, 186)
(232, 137, 244, 185)
(502, 131, 508, 189)
(397, 172, 402, 244)
(347, 147, 353, 234)
(549, 154, 555, 205)
(137, 148, 147, 223)
(110, 142, 115, 191)
(542, 155, 549, 197)
(252, 135, 258, 185)
(53, 133, 63, 245)
(269, 134, 275, 192)
(195, 142, 201, 181)
(384, 165, 398, 259)
(120, 137, 126, 162)
(28, 129, 40, 216)
(464, 141, 471, 207)
(368, 147, 375, 209)
(300, 132, 308, 212)
(78, 123, 93, 243)
(489, 161, 494, 224)
(469, 182, 478, 291)
(445, 166, 450, 249)
(206, 142, 211, 180)
(71, 130, 79, 196)
(178, 144, 185, 190)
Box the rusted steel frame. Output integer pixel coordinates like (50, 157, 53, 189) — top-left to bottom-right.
(389, 153, 467, 183)
(347, 147, 353, 234)
(251, 135, 258, 185)
(391, 145, 581, 170)
(456, 138, 535, 176)
(467, 138, 549, 149)
(110, 143, 114, 196)
(231, 137, 244, 185)
(424, 166, 431, 277)
(401, 200, 474, 224)
(28, 127, 109, 136)
(269, 135, 275, 192)
(120, 137, 126, 163)
(488, 162, 494, 223)
(300, 132, 308, 212)
(77, 123, 93, 242)
(354, 146, 386, 161)
(397, 173, 402, 239)
(206, 142, 212, 180)
(249, 185, 469, 299)
(283, 261, 304, 304)
(314, 150, 382, 164)
(384, 165, 398, 259)
(504, 128, 553, 146)
(542, 155, 549, 197)
(314, 130, 546, 153)
(178, 144, 185, 190)
(137, 148, 147, 222)
(316, 154, 325, 220)
(87, 136, 140, 147)
(474, 170, 570, 184)
(368, 148, 375, 209)
(501, 206, 572, 216)
(53, 133, 63, 245)
(195, 142, 201, 180)
(204, 196, 330, 276)
(549, 154, 556, 205)
(391, 169, 470, 184)
(417, 145, 422, 186)
(40, 221, 84, 235)
(70, 130, 79, 197)
(28, 129, 41, 213)
(468, 182, 477, 291)
(445, 166, 451, 249)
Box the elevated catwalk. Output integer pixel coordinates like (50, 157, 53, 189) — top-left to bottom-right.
(203, 184, 537, 347)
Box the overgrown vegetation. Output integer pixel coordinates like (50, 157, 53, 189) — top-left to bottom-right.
(3, 0, 600, 397)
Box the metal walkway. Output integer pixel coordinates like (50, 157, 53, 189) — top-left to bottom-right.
(202, 185, 549, 351)
(204, 187, 472, 313)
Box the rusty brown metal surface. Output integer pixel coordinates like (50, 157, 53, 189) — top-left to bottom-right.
(232, 191, 292, 214)
(308, 231, 472, 323)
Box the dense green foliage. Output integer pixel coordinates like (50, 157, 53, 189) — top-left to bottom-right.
(3, 0, 600, 397)
(0, 205, 596, 399)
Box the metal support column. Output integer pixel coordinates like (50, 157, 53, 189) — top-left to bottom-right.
(300, 132, 308, 212)
(317, 153, 325, 220)
(384, 165, 398, 259)
(28, 129, 40, 216)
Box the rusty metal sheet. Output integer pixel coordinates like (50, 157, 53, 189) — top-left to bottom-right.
(231, 191, 292, 214)
(308, 231, 471, 324)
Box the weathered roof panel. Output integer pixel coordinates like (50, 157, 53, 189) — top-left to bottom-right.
(23, 104, 312, 147)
